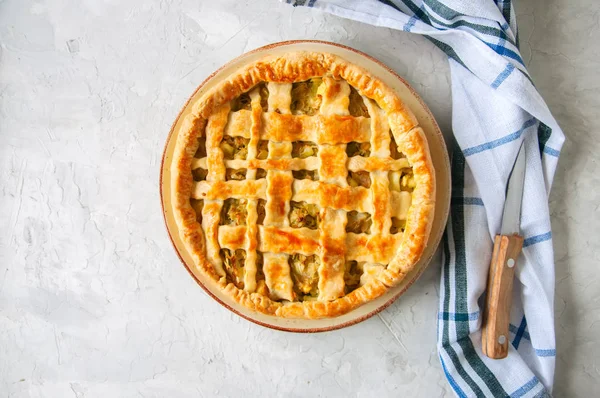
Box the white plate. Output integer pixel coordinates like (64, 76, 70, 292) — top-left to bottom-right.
(160, 40, 451, 332)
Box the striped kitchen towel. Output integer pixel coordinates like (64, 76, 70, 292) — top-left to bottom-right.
(283, 1, 564, 397)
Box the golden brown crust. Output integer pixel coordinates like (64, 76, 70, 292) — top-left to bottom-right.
(171, 51, 435, 319)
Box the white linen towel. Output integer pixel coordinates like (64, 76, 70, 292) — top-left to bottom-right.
(283, 1, 564, 396)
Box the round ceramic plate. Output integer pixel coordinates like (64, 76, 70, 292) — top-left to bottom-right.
(160, 40, 451, 332)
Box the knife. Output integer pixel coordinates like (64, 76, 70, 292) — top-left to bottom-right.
(481, 143, 526, 359)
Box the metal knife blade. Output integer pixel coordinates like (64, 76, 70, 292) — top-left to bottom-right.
(500, 143, 526, 235)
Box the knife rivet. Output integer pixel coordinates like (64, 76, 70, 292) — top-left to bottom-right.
(498, 335, 506, 345)
(507, 258, 515, 268)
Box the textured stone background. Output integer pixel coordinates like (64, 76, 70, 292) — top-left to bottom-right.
(0, 0, 598, 396)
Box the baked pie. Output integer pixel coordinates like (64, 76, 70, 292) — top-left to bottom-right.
(171, 51, 435, 319)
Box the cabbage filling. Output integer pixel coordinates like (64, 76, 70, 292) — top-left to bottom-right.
(255, 251, 270, 296)
(390, 217, 406, 234)
(256, 199, 266, 225)
(347, 170, 371, 188)
(231, 84, 269, 112)
(192, 168, 208, 181)
(257, 140, 269, 160)
(389, 133, 405, 159)
(221, 136, 249, 160)
(292, 141, 318, 158)
(220, 248, 245, 289)
(292, 169, 319, 181)
(289, 201, 320, 229)
(344, 261, 362, 293)
(258, 83, 269, 112)
(348, 86, 370, 118)
(289, 253, 320, 299)
(221, 198, 248, 226)
(346, 211, 372, 234)
(346, 142, 371, 157)
(389, 170, 415, 192)
(256, 168, 267, 179)
(231, 93, 252, 112)
(226, 168, 246, 181)
(290, 78, 323, 115)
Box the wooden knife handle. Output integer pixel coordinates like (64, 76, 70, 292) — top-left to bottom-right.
(481, 234, 524, 359)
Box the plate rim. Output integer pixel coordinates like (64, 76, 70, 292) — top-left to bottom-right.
(160, 39, 451, 333)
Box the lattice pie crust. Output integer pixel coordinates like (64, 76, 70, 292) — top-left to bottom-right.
(171, 52, 435, 319)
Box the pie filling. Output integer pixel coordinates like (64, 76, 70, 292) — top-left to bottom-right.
(256, 168, 267, 179)
(231, 83, 269, 112)
(289, 201, 321, 230)
(256, 199, 266, 224)
(389, 133, 405, 159)
(289, 254, 320, 299)
(347, 170, 371, 188)
(292, 169, 319, 181)
(292, 141, 318, 158)
(346, 141, 371, 157)
(226, 168, 246, 181)
(192, 168, 208, 181)
(389, 170, 416, 192)
(220, 248, 246, 289)
(255, 252, 269, 296)
(231, 92, 252, 112)
(390, 217, 406, 234)
(221, 136, 249, 160)
(348, 86, 370, 118)
(221, 198, 247, 226)
(180, 58, 431, 313)
(344, 261, 362, 293)
(346, 211, 372, 234)
(291, 78, 323, 115)
(257, 140, 269, 160)
(258, 83, 269, 112)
